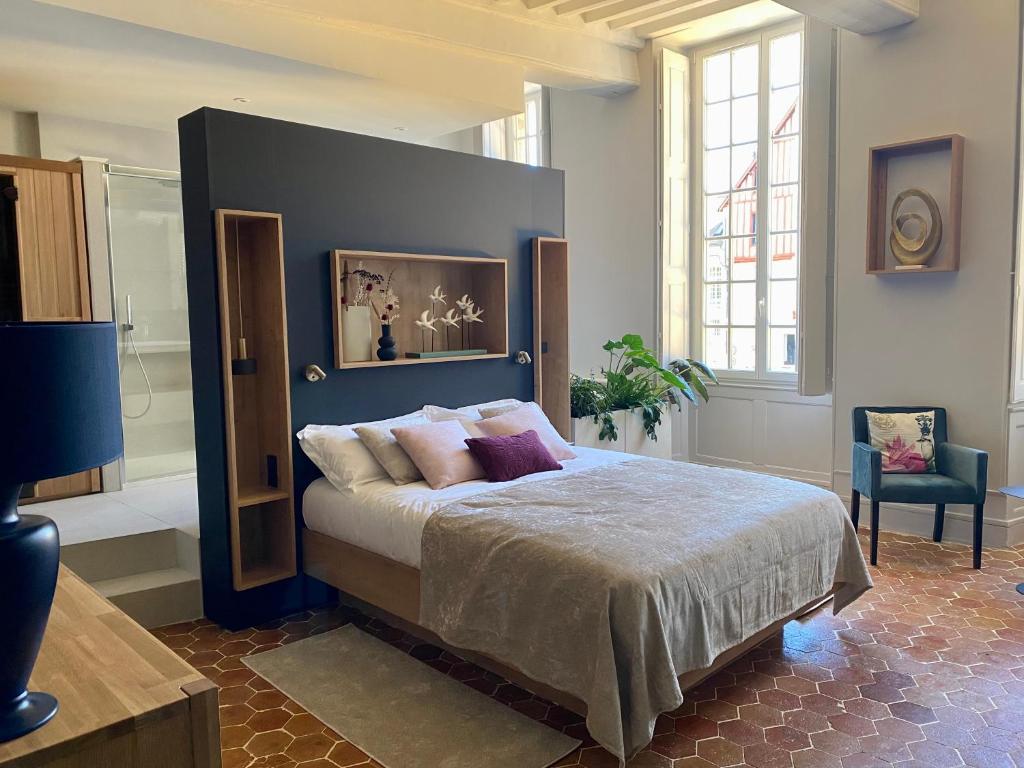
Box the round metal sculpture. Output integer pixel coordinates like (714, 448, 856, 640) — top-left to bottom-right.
(889, 188, 942, 266)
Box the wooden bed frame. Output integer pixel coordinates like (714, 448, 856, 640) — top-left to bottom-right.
(303, 528, 833, 715)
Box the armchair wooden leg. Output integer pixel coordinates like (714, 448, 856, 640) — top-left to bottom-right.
(850, 490, 860, 531)
(870, 500, 880, 566)
(933, 504, 945, 542)
(973, 503, 984, 569)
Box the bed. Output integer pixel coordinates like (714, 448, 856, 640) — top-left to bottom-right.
(301, 446, 871, 762)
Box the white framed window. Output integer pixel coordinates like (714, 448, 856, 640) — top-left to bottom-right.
(694, 24, 803, 382)
(483, 83, 547, 166)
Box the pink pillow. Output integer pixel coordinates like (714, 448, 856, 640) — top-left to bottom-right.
(390, 420, 485, 489)
(465, 430, 562, 482)
(476, 402, 576, 461)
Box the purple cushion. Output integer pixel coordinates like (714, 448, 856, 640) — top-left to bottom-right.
(464, 429, 562, 482)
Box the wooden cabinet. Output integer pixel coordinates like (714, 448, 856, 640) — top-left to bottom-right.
(533, 237, 570, 440)
(0, 566, 220, 768)
(215, 210, 296, 591)
(0, 155, 99, 502)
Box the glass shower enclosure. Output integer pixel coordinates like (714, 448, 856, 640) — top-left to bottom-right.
(106, 166, 195, 483)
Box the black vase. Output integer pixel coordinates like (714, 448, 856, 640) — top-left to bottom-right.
(0, 484, 59, 742)
(377, 324, 397, 361)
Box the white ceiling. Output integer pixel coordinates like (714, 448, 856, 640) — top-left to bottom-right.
(0, 0, 800, 142)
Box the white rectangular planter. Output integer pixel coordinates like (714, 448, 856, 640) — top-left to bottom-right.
(573, 408, 672, 459)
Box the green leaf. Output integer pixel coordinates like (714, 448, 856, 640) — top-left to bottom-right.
(688, 359, 719, 384)
(602, 340, 626, 352)
(621, 333, 645, 350)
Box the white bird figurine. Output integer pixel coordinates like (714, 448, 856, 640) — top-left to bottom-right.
(455, 294, 472, 310)
(462, 303, 484, 323)
(415, 309, 438, 333)
(429, 285, 447, 305)
(441, 308, 461, 327)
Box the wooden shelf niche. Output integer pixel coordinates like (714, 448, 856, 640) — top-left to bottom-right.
(533, 237, 570, 440)
(331, 249, 508, 368)
(867, 134, 964, 275)
(215, 209, 296, 591)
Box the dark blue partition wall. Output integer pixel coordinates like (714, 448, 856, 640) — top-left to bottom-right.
(179, 108, 564, 628)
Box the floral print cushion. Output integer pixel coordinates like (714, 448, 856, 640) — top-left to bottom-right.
(866, 410, 937, 473)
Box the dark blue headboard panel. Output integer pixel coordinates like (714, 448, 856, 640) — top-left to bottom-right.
(179, 108, 564, 627)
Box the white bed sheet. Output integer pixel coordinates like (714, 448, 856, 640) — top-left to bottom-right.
(302, 445, 633, 568)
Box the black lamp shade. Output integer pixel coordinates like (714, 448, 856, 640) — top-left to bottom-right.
(0, 322, 123, 483)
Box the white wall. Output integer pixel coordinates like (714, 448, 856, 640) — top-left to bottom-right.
(832, 0, 1020, 544)
(36, 113, 180, 169)
(0, 108, 39, 156)
(549, 45, 658, 375)
(423, 126, 481, 155)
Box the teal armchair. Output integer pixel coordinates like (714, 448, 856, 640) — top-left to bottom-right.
(851, 407, 987, 568)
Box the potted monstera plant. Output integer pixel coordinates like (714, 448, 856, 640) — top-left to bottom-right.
(571, 334, 717, 458)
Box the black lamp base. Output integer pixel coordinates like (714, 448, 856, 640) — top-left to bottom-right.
(0, 692, 58, 742)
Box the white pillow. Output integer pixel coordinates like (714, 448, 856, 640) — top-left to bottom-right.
(475, 402, 576, 461)
(423, 398, 522, 423)
(296, 411, 425, 492)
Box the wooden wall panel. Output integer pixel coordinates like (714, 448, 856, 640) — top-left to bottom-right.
(0, 155, 99, 504)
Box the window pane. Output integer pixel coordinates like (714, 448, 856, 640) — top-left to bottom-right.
(705, 102, 730, 149)
(730, 327, 756, 371)
(704, 327, 729, 369)
(705, 240, 729, 282)
(731, 236, 757, 281)
(770, 184, 799, 231)
(769, 280, 797, 325)
(769, 327, 797, 373)
(527, 138, 540, 166)
(704, 283, 729, 325)
(732, 44, 758, 97)
(513, 112, 526, 137)
(770, 33, 801, 89)
(771, 136, 800, 185)
(705, 148, 730, 193)
(730, 191, 756, 236)
(731, 282, 757, 326)
(705, 52, 730, 102)
(731, 95, 757, 144)
(514, 139, 526, 164)
(705, 194, 729, 237)
(769, 234, 798, 279)
(770, 86, 800, 134)
(526, 100, 538, 134)
(732, 143, 757, 189)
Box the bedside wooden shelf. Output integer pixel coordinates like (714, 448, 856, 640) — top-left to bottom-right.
(331, 249, 508, 368)
(238, 485, 291, 507)
(215, 209, 296, 592)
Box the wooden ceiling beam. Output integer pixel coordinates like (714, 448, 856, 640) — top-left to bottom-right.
(554, 0, 623, 15)
(628, 0, 754, 35)
(524, 0, 563, 8)
(586, 0, 694, 24)
(607, 0, 725, 28)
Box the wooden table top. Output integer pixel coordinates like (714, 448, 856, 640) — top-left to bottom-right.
(0, 565, 207, 765)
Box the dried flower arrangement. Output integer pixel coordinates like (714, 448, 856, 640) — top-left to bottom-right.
(341, 262, 400, 324)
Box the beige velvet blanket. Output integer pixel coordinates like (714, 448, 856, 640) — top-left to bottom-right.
(419, 458, 872, 763)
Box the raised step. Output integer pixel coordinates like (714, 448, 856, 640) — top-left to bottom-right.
(61, 528, 180, 582)
(93, 568, 203, 629)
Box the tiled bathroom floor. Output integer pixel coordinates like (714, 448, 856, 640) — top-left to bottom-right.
(152, 530, 1024, 768)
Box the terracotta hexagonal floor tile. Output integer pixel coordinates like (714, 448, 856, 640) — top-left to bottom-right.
(744, 742, 795, 768)
(792, 747, 843, 768)
(759, 688, 802, 712)
(221, 746, 252, 768)
(738, 703, 784, 728)
(281, 713, 325, 737)
(696, 737, 744, 766)
(648, 731, 697, 759)
(827, 713, 876, 738)
(784, 708, 830, 735)
(249, 690, 290, 711)
(245, 729, 294, 758)
(326, 740, 371, 767)
(675, 715, 719, 740)
(248, 708, 291, 733)
(809, 729, 861, 758)
(221, 724, 255, 750)
(858, 683, 904, 704)
(858, 733, 912, 763)
(764, 725, 811, 751)
(909, 739, 965, 768)
(284, 732, 334, 761)
(719, 686, 760, 706)
(719, 717, 765, 747)
(696, 700, 740, 723)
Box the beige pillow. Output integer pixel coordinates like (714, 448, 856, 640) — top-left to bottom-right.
(390, 420, 485, 490)
(476, 402, 576, 461)
(354, 422, 425, 485)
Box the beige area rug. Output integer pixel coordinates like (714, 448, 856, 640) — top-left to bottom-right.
(242, 625, 580, 768)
